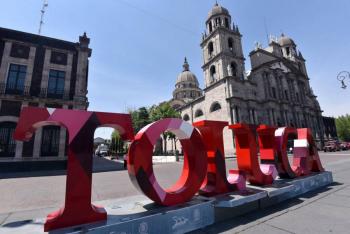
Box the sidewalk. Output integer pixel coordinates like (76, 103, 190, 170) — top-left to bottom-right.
(191, 155, 350, 234)
(0, 152, 349, 233)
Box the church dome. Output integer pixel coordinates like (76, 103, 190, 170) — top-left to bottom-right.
(172, 58, 202, 105)
(278, 34, 296, 46)
(176, 71, 199, 85)
(176, 58, 199, 85)
(207, 3, 230, 19)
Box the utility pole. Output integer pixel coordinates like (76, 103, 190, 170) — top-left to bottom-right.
(38, 0, 49, 35)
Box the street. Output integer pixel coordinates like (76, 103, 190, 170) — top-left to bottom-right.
(0, 151, 349, 233)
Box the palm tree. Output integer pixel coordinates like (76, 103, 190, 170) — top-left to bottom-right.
(149, 102, 180, 154)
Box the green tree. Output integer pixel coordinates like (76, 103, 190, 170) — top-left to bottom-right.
(335, 114, 350, 141)
(129, 106, 151, 133)
(149, 102, 180, 154)
(110, 131, 125, 154)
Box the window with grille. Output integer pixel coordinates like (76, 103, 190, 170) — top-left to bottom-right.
(47, 70, 65, 99)
(6, 64, 27, 95)
(0, 122, 16, 157)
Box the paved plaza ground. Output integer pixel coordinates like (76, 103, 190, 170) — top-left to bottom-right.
(0, 151, 349, 233)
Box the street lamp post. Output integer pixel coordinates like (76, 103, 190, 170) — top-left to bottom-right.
(337, 71, 350, 89)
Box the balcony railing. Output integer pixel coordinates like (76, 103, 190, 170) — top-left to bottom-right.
(0, 82, 30, 96)
(40, 88, 68, 100)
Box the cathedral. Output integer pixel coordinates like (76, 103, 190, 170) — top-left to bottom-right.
(170, 3, 326, 155)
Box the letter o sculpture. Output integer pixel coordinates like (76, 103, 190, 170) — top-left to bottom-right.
(127, 118, 207, 206)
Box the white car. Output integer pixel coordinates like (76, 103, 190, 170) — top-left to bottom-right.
(95, 144, 109, 157)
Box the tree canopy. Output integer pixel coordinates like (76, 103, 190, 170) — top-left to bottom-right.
(149, 102, 181, 121)
(335, 114, 350, 141)
(129, 106, 152, 133)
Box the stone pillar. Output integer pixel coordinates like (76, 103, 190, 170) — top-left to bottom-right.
(23, 46, 36, 95)
(58, 105, 68, 157)
(232, 106, 237, 124)
(58, 128, 66, 158)
(74, 33, 91, 110)
(15, 101, 29, 159)
(74, 50, 88, 99)
(0, 41, 12, 93)
(63, 53, 73, 100)
(15, 142, 23, 159)
(271, 109, 276, 125)
(32, 102, 45, 158)
(40, 49, 51, 97)
(32, 129, 43, 158)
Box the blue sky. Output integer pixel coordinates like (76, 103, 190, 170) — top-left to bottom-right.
(1, 0, 350, 138)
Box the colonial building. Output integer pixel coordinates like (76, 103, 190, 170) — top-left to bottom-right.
(0, 27, 90, 163)
(170, 3, 326, 155)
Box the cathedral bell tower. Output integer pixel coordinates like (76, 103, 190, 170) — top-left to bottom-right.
(201, 3, 246, 87)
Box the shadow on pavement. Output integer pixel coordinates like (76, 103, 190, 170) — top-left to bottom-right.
(189, 182, 344, 234)
(0, 156, 126, 179)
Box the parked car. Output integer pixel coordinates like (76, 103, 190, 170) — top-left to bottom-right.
(340, 142, 349, 150)
(323, 141, 340, 152)
(95, 144, 109, 157)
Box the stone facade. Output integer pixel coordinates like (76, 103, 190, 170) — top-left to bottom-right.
(170, 3, 326, 155)
(0, 27, 91, 162)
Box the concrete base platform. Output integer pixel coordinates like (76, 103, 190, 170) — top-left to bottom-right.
(214, 171, 333, 218)
(0, 171, 333, 234)
(0, 196, 214, 234)
(214, 188, 267, 208)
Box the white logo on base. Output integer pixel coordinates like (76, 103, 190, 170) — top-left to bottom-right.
(138, 221, 148, 234)
(172, 216, 189, 229)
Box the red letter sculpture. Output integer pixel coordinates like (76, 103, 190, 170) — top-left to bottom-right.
(229, 124, 278, 185)
(293, 128, 324, 175)
(13, 106, 326, 231)
(272, 127, 302, 178)
(193, 120, 245, 196)
(14, 107, 134, 231)
(128, 118, 207, 206)
(261, 127, 324, 178)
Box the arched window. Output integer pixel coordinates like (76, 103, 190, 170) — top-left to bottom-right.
(285, 47, 290, 56)
(210, 65, 216, 81)
(230, 62, 237, 76)
(208, 22, 213, 33)
(210, 102, 221, 112)
(225, 18, 229, 28)
(215, 17, 221, 26)
(183, 114, 190, 121)
(0, 122, 16, 157)
(194, 109, 204, 118)
(208, 42, 214, 57)
(228, 38, 234, 51)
